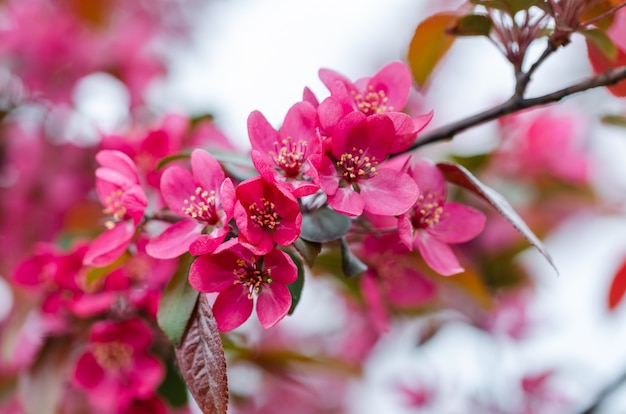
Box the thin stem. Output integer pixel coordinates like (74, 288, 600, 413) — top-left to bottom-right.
(580, 367, 626, 414)
(404, 65, 626, 151)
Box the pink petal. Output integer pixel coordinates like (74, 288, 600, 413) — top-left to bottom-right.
(360, 169, 419, 216)
(220, 177, 236, 218)
(83, 222, 134, 267)
(319, 68, 354, 96)
(212, 287, 254, 331)
(188, 229, 228, 256)
(121, 185, 147, 224)
(190, 149, 225, 192)
(264, 249, 298, 284)
(96, 150, 139, 183)
(188, 251, 239, 293)
(73, 352, 105, 389)
(280, 101, 319, 149)
(386, 269, 436, 307)
(328, 186, 365, 217)
(160, 166, 198, 214)
(430, 203, 486, 244)
(397, 214, 415, 251)
(145, 220, 203, 259)
(127, 354, 165, 397)
(247, 110, 280, 156)
(368, 61, 412, 111)
(415, 231, 464, 276)
(256, 283, 292, 329)
(318, 96, 347, 135)
(360, 272, 390, 333)
(409, 159, 446, 197)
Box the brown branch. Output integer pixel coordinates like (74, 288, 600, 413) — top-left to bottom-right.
(406, 65, 626, 151)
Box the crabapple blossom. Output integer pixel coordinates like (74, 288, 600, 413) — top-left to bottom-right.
(311, 112, 419, 217)
(71, 318, 164, 412)
(316, 61, 433, 152)
(398, 159, 486, 276)
(189, 239, 298, 331)
(248, 101, 322, 197)
(83, 150, 147, 267)
(233, 176, 302, 255)
(146, 149, 235, 259)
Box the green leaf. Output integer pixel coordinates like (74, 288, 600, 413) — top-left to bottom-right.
(284, 251, 305, 315)
(449, 14, 493, 37)
(407, 12, 458, 88)
(436, 162, 558, 275)
(300, 207, 351, 243)
(157, 254, 199, 347)
(601, 114, 626, 127)
(340, 237, 367, 277)
(292, 237, 322, 267)
(582, 29, 618, 59)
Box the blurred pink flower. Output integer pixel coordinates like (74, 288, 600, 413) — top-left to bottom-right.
(83, 150, 147, 267)
(146, 149, 235, 259)
(72, 318, 164, 412)
(495, 109, 590, 184)
(189, 239, 297, 331)
(248, 101, 322, 197)
(398, 159, 486, 276)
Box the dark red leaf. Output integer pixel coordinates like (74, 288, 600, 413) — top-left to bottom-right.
(436, 161, 558, 274)
(175, 294, 228, 414)
(608, 258, 626, 310)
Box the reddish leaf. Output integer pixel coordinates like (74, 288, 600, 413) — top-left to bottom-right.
(608, 258, 626, 310)
(175, 294, 228, 414)
(436, 162, 558, 274)
(449, 14, 493, 37)
(407, 12, 458, 88)
(586, 38, 626, 97)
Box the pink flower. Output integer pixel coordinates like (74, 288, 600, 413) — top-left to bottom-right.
(189, 239, 298, 331)
(146, 149, 235, 259)
(494, 109, 590, 184)
(234, 176, 302, 255)
(311, 112, 419, 217)
(84, 150, 147, 267)
(72, 318, 164, 412)
(248, 101, 322, 197)
(358, 234, 436, 332)
(317, 61, 433, 152)
(398, 159, 486, 276)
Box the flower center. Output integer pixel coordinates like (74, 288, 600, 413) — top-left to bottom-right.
(271, 137, 307, 178)
(352, 85, 393, 115)
(92, 341, 133, 371)
(233, 257, 273, 299)
(103, 189, 127, 221)
(336, 148, 378, 183)
(412, 193, 445, 229)
(182, 186, 219, 225)
(248, 198, 279, 230)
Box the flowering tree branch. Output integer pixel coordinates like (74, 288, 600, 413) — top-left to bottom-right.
(410, 65, 626, 150)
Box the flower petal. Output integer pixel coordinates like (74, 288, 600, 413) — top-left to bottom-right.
(190, 149, 225, 192)
(256, 283, 292, 329)
(415, 231, 463, 276)
(360, 169, 419, 216)
(247, 110, 280, 156)
(83, 222, 134, 267)
(146, 220, 203, 259)
(430, 203, 486, 244)
(264, 249, 298, 284)
(189, 249, 239, 293)
(327, 186, 364, 217)
(160, 166, 198, 214)
(212, 286, 254, 332)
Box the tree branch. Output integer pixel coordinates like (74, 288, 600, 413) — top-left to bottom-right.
(407, 65, 626, 151)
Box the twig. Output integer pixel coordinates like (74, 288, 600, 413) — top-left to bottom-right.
(406, 65, 626, 151)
